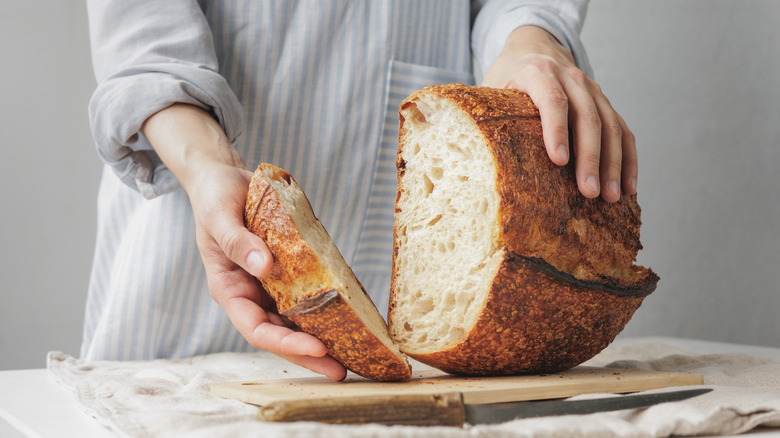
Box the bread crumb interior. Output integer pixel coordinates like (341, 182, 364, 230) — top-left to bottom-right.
(392, 97, 502, 354)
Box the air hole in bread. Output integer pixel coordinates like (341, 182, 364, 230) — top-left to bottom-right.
(448, 327, 465, 341)
(480, 199, 489, 215)
(468, 262, 487, 275)
(446, 142, 466, 157)
(407, 103, 428, 125)
(422, 174, 434, 197)
(413, 297, 434, 315)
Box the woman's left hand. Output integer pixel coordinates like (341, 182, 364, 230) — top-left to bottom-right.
(481, 25, 637, 202)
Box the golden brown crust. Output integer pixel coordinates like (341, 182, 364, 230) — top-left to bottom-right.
(245, 167, 321, 312)
(405, 251, 646, 375)
(398, 83, 657, 292)
(245, 163, 411, 381)
(391, 84, 659, 375)
(283, 290, 413, 381)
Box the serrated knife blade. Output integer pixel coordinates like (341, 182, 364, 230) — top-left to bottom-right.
(463, 387, 713, 424)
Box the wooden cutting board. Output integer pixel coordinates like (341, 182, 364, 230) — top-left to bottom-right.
(212, 366, 703, 424)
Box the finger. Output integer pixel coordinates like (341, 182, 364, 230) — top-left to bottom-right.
(265, 309, 288, 327)
(243, 304, 347, 381)
(218, 291, 346, 381)
(254, 325, 347, 381)
(253, 280, 279, 314)
(214, 283, 325, 355)
(200, 242, 346, 380)
(209, 210, 274, 279)
(196, 227, 297, 351)
(506, 63, 571, 166)
(253, 318, 329, 357)
(278, 351, 348, 382)
(593, 93, 623, 203)
(618, 115, 638, 195)
(562, 72, 602, 199)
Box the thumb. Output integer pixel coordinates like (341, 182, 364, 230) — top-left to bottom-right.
(188, 165, 274, 279)
(243, 235, 274, 279)
(212, 219, 274, 279)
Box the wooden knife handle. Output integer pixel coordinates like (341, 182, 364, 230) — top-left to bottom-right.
(255, 392, 466, 426)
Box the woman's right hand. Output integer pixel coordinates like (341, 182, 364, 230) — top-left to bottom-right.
(141, 103, 347, 381)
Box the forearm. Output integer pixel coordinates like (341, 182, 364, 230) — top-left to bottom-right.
(471, 0, 592, 81)
(482, 25, 576, 89)
(87, 0, 243, 198)
(506, 25, 575, 64)
(140, 103, 246, 193)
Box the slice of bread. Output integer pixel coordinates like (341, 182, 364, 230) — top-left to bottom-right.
(245, 163, 411, 381)
(389, 84, 659, 375)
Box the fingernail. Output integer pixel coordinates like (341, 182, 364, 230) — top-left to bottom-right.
(556, 144, 569, 163)
(586, 176, 600, 194)
(247, 251, 266, 276)
(608, 180, 620, 197)
(629, 177, 638, 193)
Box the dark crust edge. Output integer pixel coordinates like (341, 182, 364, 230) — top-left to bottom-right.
(403, 251, 647, 375)
(524, 256, 658, 298)
(245, 163, 412, 381)
(284, 289, 341, 315)
(283, 289, 412, 382)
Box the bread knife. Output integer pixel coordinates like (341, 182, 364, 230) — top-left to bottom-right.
(461, 387, 712, 425)
(255, 387, 712, 425)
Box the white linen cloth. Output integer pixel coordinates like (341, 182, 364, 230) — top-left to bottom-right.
(48, 340, 780, 438)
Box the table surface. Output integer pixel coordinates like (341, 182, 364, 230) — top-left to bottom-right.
(1, 336, 779, 438)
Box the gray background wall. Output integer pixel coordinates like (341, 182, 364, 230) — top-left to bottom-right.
(581, 1, 780, 346)
(1, 1, 778, 370)
(1, 2, 100, 370)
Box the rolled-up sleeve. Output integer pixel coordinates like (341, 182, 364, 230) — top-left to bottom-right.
(471, 0, 593, 81)
(87, 0, 243, 199)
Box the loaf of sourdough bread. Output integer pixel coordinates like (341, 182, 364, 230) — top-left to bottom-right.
(245, 163, 411, 381)
(389, 84, 658, 375)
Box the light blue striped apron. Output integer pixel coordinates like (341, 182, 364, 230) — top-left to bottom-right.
(81, 0, 475, 360)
